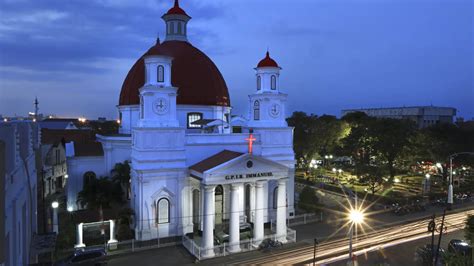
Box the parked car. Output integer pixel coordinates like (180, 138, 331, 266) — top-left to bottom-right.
(414, 244, 445, 266)
(55, 248, 107, 265)
(447, 239, 472, 265)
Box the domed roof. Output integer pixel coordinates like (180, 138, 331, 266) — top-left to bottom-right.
(119, 40, 230, 107)
(165, 0, 189, 17)
(257, 51, 279, 68)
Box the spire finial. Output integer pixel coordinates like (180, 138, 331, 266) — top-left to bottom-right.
(174, 0, 179, 7)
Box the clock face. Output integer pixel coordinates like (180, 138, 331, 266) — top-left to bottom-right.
(153, 98, 168, 114)
(269, 103, 281, 118)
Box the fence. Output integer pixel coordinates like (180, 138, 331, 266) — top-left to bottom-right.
(270, 212, 323, 230)
(183, 228, 296, 261)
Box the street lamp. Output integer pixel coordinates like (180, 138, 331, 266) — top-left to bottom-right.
(425, 173, 430, 179)
(348, 209, 364, 264)
(67, 206, 73, 212)
(64, 174, 69, 179)
(52, 201, 59, 233)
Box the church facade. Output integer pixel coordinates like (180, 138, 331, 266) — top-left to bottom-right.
(66, 0, 295, 257)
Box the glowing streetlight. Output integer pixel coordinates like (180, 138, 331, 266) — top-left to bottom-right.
(348, 208, 364, 263)
(64, 174, 69, 179)
(338, 169, 343, 174)
(116, 119, 121, 124)
(332, 168, 337, 173)
(67, 206, 73, 212)
(425, 174, 430, 179)
(436, 163, 442, 168)
(462, 167, 467, 171)
(51, 201, 59, 209)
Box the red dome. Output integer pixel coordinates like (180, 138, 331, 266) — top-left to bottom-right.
(165, 0, 189, 17)
(119, 40, 230, 107)
(257, 51, 279, 68)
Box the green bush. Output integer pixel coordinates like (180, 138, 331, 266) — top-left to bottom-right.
(298, 186, 321, 213)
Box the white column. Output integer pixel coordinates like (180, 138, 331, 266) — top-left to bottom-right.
(228, 184, 241, 253)
(202, 185, 215, 258)
(108, 220, 118, 244)
(253, 181, 265, 245)
(75, 223, 85, 248)
(249, 183, 256, 223)
(276, 179, 288, 243)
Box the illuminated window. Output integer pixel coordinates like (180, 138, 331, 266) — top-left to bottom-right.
(271, 75, 276, 90)
(187, 112, 203, 128)
(254, 101, 260, 120)
(257, 76, 261, 90)
(156, 198, 170, 224)
(157, 65, 164, 82)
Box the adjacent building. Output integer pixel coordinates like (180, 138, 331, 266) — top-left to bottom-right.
(0, 121, 39, 266)
(341, 106, 457, 128)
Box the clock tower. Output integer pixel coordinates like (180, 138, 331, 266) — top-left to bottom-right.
(248, 51, 288, 128)
(138, 44, 179, 128)
(131, 40, 187, 240)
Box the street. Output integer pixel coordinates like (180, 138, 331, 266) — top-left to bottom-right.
(107, 208, 473, 265)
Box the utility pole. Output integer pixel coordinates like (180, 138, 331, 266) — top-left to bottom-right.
(434, 209, 446, 266)
(428, 214, 436, 265)
(313, 238, 318, 266)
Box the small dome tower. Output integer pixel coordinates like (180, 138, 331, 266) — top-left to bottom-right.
(248, 51, 287, 128)
(162, 0, 191, 42)
(255, 51, 281, 93)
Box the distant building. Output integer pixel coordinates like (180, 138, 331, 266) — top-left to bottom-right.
(341, 106, 457, 128)
(0, 121, 39, 266)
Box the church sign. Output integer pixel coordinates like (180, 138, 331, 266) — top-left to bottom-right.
(225, 172, 273, 180)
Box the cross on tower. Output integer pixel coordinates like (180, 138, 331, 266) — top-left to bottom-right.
(245, 133, 256, 154)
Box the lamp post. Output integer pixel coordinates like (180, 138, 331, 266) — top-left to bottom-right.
(52, 201, 59, 233)
(447, 152, 474, 210)
(348, 209, 364, 265)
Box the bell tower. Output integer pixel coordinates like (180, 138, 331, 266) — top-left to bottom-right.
(248, 51, 288, 128)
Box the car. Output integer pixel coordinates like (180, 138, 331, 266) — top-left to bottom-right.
(447, 239, 472, 265)
(55, 248, 107, 265)
(414, 244, 445, 266)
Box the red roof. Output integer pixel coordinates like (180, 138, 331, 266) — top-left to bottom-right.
(41, 129, 96, 145)
(190, 150, 243, 173)
(165, 0, 189, 17)
(119, 40, 230, 107)
(257, 51, 279, 68)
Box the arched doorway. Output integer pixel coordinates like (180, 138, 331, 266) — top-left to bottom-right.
(192, 189, 200, 231)
(215, 185, 224, 225)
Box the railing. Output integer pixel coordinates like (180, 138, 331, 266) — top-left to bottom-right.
(270, 213, 323, 230)
(182, 228, 297, 261)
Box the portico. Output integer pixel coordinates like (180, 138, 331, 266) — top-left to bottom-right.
(189, 150, 290, 258)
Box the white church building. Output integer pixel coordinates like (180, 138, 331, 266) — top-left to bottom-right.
(66, 0, 296, 257)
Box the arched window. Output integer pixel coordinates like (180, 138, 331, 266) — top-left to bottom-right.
(257, 76, 261, 90)
(187, 112, 203, 128)
(177, 22, 182, 34)
(83, 171, 96, 187)
(170, 22, 175, 34)
(156, 198, 170, 224)
(271, 75, 277, 90)
(254, 101, 260, 120)
(273, 186, 278, 209)
(157, 65, 164, 82)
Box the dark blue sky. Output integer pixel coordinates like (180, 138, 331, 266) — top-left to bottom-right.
(0, 0, 472, 119)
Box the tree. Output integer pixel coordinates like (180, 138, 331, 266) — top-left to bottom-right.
(117, 208, 135, 241)
(360, 166, 384, 194)
(77, 176, 123, 209)
(370, 118, 416, 181)
(111, 161, 131, 201)
(298, 186, 320, 213)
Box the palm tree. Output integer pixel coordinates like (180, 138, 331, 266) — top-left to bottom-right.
(77, 176, 123, 209)
(111, 161, 131, 201)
